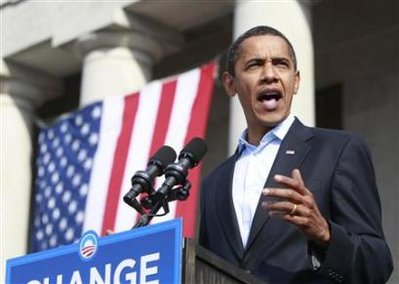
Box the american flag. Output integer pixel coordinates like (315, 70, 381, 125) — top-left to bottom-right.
(30, 63, 216, 252)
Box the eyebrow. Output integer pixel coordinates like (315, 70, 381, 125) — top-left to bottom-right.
(272, 57, 291, 64)
(244, 56, 292, 65)
(245, 57, 264, 64)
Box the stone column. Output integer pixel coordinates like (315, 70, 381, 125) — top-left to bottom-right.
(0, 60, 62, 277)
(229, 0, 315, 153)
(76, 30, 181, 106)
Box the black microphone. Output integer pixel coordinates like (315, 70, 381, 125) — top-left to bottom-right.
(133, 138, 207, 228)
(156, 137, 207, 199)
(123, 145, 177, 209)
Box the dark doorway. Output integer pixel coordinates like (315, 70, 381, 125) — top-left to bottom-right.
(316, 84, 343, 129)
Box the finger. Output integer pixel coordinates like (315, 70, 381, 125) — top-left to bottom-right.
(273, 169, 308, 195)
(262, 201, 301, 216)
(273, 174, 300, 191)
(292, 169, 305, 188)
(279, 214, 308, 225)
(263, 188, 303, 203)
(266, 209, 309, 231)
(292, 169, 311, 195)
(291, 169, 308, 191)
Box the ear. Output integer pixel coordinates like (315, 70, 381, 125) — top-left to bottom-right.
(293, 71, 300, 94)
(222, 71, 236, 97)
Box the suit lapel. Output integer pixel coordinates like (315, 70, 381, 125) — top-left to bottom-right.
(215, 153, 245, 259)
(245, 119, 314, 252)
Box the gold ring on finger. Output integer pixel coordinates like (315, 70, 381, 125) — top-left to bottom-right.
(289, 204, 298, 216)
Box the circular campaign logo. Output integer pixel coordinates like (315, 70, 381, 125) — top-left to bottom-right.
(79, 230, 99, 261)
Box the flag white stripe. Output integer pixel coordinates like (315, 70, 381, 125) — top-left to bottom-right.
(151, 68, 201, 225)
(114, 82, 163, 232)
(83, 96, 124, 233)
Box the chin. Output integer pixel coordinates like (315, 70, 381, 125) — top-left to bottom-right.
(258, 113, 287, 127)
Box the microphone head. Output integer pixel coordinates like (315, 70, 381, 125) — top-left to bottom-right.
(149, 145, 177, 169)
(179, 137, 208, 166)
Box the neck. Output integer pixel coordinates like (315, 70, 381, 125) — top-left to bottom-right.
(246, 127, 273, 146)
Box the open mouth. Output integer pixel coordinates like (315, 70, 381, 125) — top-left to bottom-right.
(257, 90, 283, 102)
(257, 90, 282, 111)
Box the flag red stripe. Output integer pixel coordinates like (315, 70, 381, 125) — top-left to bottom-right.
(135, 80, 177, 223)
(101, 94, 139, 235)
(175, 63, 216, 237)
(149, 80, 177, 157)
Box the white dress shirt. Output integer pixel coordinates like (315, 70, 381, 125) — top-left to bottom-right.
(232, 115, 295, 248)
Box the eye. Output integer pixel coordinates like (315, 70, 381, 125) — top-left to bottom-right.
(246, 60, 262, 70)
(273, 58, 290, 68)
(247, 62, 258, 68)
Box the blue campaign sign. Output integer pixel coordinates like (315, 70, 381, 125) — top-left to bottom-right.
(6, 219, 182, 284)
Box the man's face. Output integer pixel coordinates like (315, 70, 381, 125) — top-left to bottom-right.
(223, 35, 300, 143)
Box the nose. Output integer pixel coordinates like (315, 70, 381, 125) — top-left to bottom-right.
(260, 62, 277, 83)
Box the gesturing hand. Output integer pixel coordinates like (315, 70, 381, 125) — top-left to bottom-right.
(262, 169, 330, 247)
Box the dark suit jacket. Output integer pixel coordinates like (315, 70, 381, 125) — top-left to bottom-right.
(199, 118, 393, 283)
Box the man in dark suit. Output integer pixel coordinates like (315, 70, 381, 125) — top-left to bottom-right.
(199, 26, 393, 283)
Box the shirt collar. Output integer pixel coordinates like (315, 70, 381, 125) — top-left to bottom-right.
(237, 115, 295, 155)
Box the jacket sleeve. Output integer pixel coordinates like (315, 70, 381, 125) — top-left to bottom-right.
(316, 135, 393, 283)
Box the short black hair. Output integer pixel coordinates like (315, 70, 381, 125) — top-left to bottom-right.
(225, 25, 297, 76)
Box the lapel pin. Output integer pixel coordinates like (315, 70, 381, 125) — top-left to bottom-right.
(286, 150, 295, 155)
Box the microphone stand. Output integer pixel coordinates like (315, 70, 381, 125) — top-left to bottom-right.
(132, 181, 191, 229)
